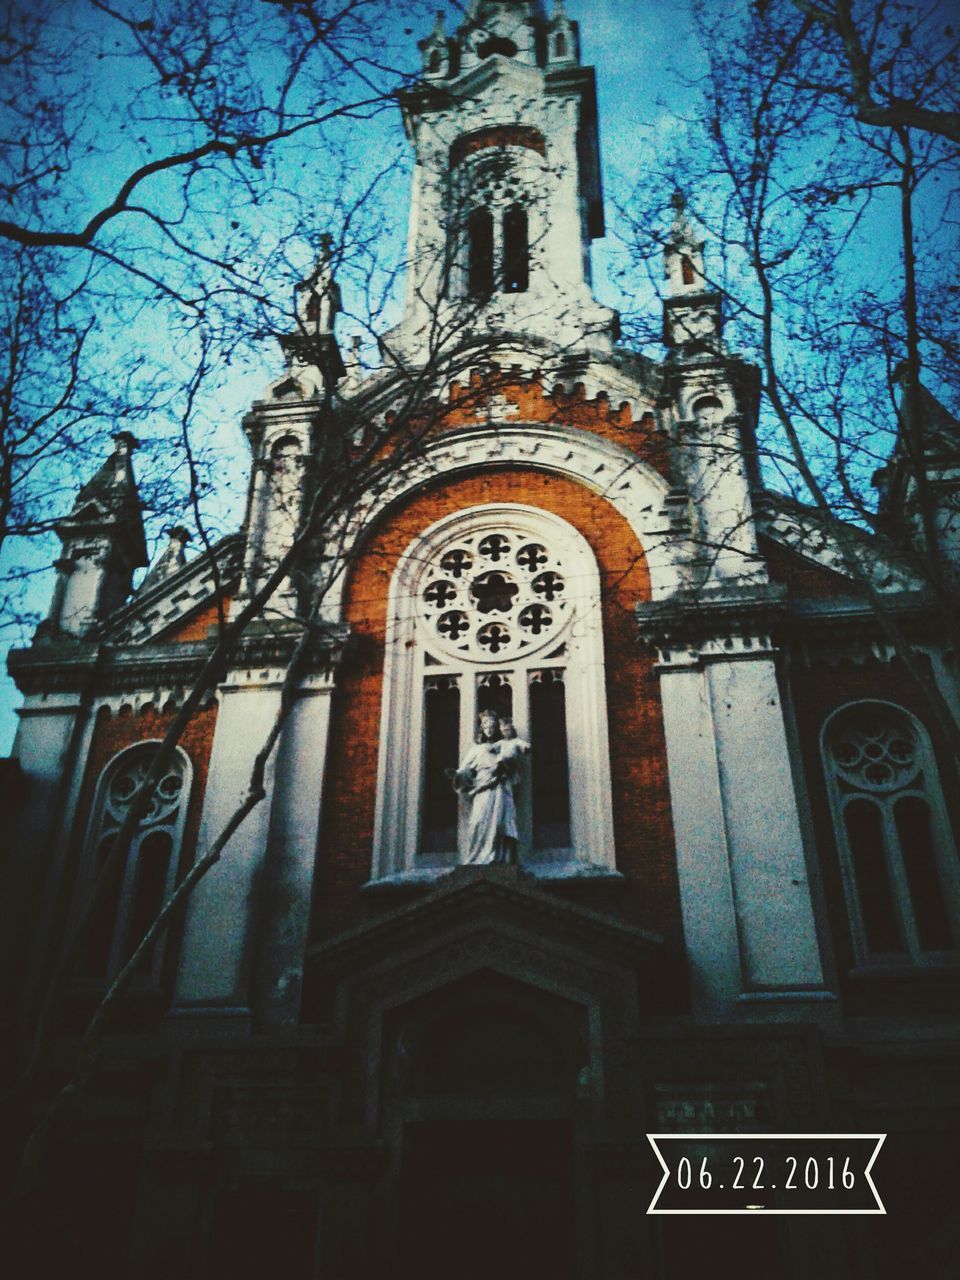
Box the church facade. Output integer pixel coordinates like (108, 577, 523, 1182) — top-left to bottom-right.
(3, 3, 959, 1277)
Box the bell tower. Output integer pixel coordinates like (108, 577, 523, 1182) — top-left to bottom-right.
(385, 1, 617, 363)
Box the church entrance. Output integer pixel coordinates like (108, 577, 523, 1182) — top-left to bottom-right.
(384, 973, 587, 1280)
(397, 1118, 575, 1280)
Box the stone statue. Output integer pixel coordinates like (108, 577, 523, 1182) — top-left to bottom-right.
(451, 711, 530, 865)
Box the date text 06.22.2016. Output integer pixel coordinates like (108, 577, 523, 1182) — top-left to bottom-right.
(647, 1135, 885, 1214)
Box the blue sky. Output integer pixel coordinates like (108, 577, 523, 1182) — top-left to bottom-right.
(0, 0, 708, 749)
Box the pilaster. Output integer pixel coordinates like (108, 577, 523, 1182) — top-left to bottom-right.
(173, 627, 349, 1017)
(638, 586, 837, 1023)
(2, 688, 92, 1019)
(251, 673, 338, 1030)
(172, 668, 284, 1015)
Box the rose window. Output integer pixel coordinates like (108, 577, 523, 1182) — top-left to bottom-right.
(418, 529, 570, 660)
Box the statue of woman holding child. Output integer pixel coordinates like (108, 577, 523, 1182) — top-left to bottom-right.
(450, 710, 530, 865)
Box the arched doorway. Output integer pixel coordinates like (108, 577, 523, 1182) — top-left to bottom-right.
(383, 972, 589, 1280)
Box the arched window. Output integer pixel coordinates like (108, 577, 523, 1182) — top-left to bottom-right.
(554, 32, 567, 58)
(467, 207, 494, 297)
(822, 702, 959, 965)
(502, 204, 529, 293)
(79, 743, 191, 984)
(373, 505, 615, 880)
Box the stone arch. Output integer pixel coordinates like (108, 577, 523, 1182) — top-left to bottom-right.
(322, 424, 679, 621)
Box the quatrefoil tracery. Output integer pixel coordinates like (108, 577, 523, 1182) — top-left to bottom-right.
(418, 528, 570, 661)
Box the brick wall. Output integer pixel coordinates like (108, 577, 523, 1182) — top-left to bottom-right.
(760, 536, 852, 598)
(375, 367, 668, 479)
(315, 466, 680, 946)
(158, 597, 232, 644)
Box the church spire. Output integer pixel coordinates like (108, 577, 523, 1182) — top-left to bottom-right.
(386, 0, 616, 363)
(278, 234, 346, 394)
(41, 431, 147, 637)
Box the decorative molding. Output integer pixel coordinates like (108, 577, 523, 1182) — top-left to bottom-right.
(321, 424, 678, 618)
(635, 582, 786, 666)
(309, 867, 664, 983)
(8, 624, 350, 700)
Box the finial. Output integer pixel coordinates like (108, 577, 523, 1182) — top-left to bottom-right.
(432, 9, 445, 37)
(668, 190, 697, 250)
(140, 525, 191, 592)
(113, 431, 139, 454)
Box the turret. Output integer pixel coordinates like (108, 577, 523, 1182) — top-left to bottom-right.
(41, 432, 147, 638)
(419, 10, 452, 79)
(546, 1, 579, 66)
(238, 244, 349, 614)
(661, 197, 762, 586)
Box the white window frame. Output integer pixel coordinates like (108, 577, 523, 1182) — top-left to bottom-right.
(372, 504, 615, 880)
(75, 740, 192, 987)
(821, 700, 960, 968)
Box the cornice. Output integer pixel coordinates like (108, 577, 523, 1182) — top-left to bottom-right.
(635, 582, 786, 661)
(782, 592, 948, 666)
(7, 623, 352, 699)
(635, 581, 948, 670)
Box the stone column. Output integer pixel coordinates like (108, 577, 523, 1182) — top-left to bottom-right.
(251, 672, 336, 1031)
(172, 670, 284, 1016)
(3, 688, 92, 1020)
(639, 589, 836, 1022)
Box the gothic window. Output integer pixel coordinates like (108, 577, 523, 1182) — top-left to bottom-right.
(455, 139, 545, 300)
(373, 505, 615, 879)
(822, 702, 959, 966)
(79, 743, 191, 984)
(468, 207, 494, 297)
(502, 204, 529, 293)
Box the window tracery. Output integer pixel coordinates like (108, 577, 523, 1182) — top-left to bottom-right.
(822, 702, 959, 965)
(79, 743, 191, 986)
(373, 505, 615, 880)
(456, 146, 540, 299)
